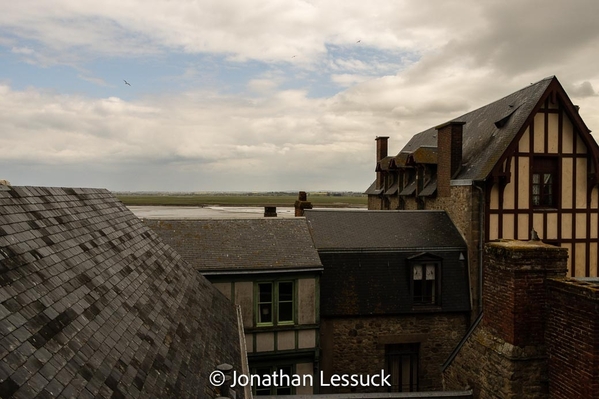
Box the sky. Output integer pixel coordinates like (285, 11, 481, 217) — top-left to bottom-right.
(2, 0, 599, 192)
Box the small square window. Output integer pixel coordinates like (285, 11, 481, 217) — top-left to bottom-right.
(256, 281, 295, 326)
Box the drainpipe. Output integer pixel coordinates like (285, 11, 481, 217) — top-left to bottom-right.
(473, 182, 485, 315)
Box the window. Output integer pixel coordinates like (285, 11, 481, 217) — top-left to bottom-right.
(532, 157, 558, 208)
(252, 365, 294, 396)
(412, 262, 439, 305)
(256, 281, 294, 326)
(386, 344, 419, 392)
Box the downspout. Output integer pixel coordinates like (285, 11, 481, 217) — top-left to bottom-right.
(473, 182, 485, 314)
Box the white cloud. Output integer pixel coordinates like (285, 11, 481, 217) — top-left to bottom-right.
(3, 0, 599, 190)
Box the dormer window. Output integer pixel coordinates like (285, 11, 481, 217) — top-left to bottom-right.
(412, 263, 438, 305)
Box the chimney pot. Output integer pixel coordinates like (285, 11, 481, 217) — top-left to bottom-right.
(294, 191, 312, 216)
(264, 206, 277, 217)
(375, 137, 390, 190)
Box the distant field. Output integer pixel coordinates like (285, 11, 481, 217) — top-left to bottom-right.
(116, 194, 367, 207)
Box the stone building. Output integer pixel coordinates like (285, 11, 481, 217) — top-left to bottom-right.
(366, 76, 599, 316)
(0, 186, 247, 399)
(145, 218, 322, 396)
(305, 209, 470, 394)
(443, 239, 599, 399)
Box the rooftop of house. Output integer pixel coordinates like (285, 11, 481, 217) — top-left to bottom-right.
(306, 210, 470, 316)
(367, 76, 597, 195)
(403, 76, 554, 181)
(144, 218, 323, 274)
(305, 209, 467, 251)
(0, 186, 244, 399)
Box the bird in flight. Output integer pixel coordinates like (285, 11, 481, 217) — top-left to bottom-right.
(123, 80, 131, 86)
(291, 55, 296, 58)
(356, 39, 361, 43)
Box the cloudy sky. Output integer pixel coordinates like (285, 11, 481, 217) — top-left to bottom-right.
(2, 0, 599, 192)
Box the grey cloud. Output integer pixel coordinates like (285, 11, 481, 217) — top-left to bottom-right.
(568, 81, 597, 98)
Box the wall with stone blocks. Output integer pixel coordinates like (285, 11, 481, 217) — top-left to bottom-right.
(320, 313, 469, 394)
(443, 240, 568, 399)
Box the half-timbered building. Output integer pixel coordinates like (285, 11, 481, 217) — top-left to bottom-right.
(366, 76, 599, 315)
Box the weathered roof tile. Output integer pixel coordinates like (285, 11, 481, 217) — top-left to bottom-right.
(306, 209, 467, 250)
(146, 218, 322, 273)
(0, 186, 245, 398)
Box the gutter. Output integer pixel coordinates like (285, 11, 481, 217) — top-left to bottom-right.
(200, 267, 324, 276)
(236, 304, 252, 399)
(441, 311, 484, 372)
(316, 247, 467, 253)
(473, 182, 485, 313)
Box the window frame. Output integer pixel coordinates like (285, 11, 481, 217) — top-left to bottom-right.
(255, 280, 296, 327)
(409, 256, 441, 307)
(251, 364, 295, 396)
(531, 156, 559, 209)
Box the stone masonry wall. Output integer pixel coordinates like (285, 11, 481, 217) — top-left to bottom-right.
(443, 326, 548, 399)
(320, 313, 469, 394)
(444, 240, 568, 399)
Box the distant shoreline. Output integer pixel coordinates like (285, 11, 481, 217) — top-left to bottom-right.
(116, 193, 367, 208)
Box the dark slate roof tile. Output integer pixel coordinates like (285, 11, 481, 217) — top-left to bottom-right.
(402, 77, 553, 180)
(0, 361, 12, 381)
(0, 186, 245, 398)
(43, 378, 64, 396)
(305, 209, 467, 250)
(145, 218, 322, 272)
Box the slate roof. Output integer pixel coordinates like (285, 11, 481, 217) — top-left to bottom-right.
(399, 76, 556, 181)
(368, 76, 592, 195)
(144, 219, 323, 273)
(305, 209, 466, 251)
(0, 186, 244, 399)
(306, 210, 470, 316)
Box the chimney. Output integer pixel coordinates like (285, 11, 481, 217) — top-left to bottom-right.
(294, 191, 312, 217)
(436, 121, 465, 197)
(375, 136, 389, 190)
(483, 240, 567, 347)
(264, 206, 277, 217)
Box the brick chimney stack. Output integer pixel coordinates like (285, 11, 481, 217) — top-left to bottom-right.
(443, 240, 568, 397)
(375, 136, 389, 190)
(484, 240, 567, 347)
(264, 206, 277, 217)
(294, 191, 312, 217)
(436, 122, 465, 197)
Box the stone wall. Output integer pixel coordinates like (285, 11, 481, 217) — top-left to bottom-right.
(443, 326, 548, 398)
(443, 240, 568, 399)
(320, 313, 469, 394)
